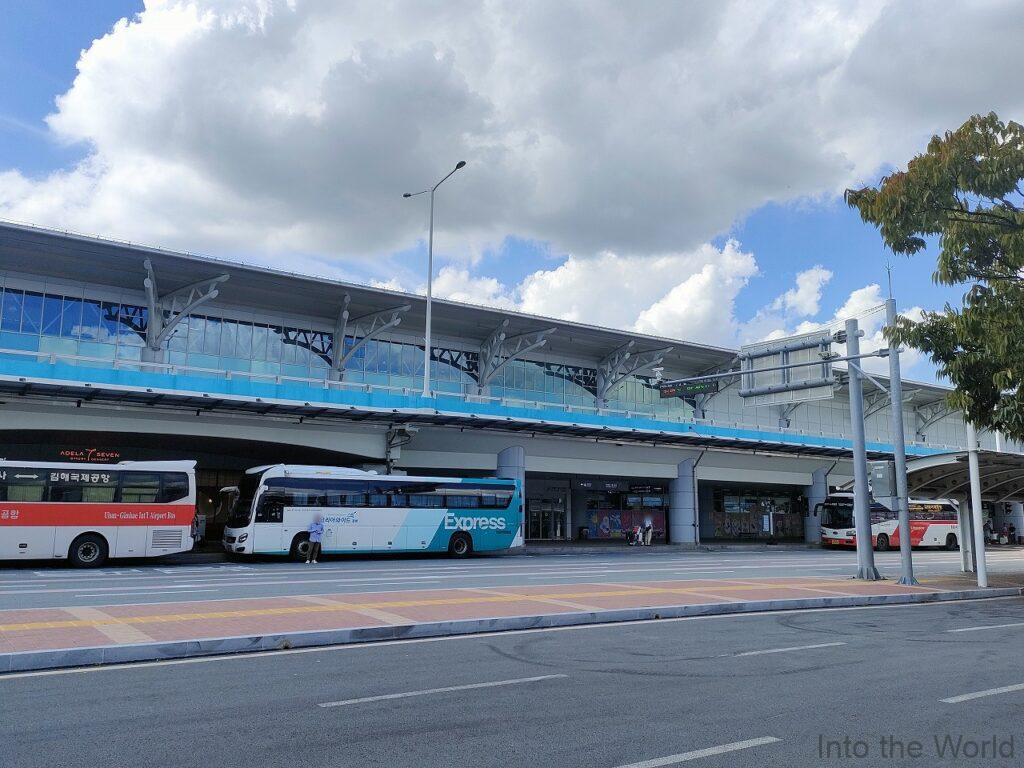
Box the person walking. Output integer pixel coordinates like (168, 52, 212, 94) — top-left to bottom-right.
(307, 514, 324, 564)
(643, 517, 654, 547)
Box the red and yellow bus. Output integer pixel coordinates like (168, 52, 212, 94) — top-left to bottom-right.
(0, 460, 196, 567)
(819, 493, 960, 551)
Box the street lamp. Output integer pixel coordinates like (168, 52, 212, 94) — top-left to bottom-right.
(404, 160, 467, 397)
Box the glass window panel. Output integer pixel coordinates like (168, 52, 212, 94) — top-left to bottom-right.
(251, 324, 269, 362)
(1, 289, 23, 332)
(100, 301, 121, 339)
(203, 317, 221, 356)
(220, 319, 237, 360)
(115, 345, 141, 361)
(78, 300, 104, 341)
(234, 321, 252, 359)
(389, 343, 401, 376)
(21, 292, 44, 335)
(266, 326, 284, 362)
(61, 297, 83, 338)
(280, 329, 296, 364)
(363, 340, 378, 373)
(167, 320, 187, 351)
(187, 315, 205, 352)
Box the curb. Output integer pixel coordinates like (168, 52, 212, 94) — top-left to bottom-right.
(2, 587, 1020, 674)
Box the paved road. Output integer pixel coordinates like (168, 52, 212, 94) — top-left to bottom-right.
(1, 548, 1022, 609)
(3, 597, 1024, 767)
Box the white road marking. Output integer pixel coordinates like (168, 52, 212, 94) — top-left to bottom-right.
(74, 589, 219, 598)
(947, 621, 1024, 633)
(730, 642, 847, 657)
(317, 674, 568, 708)
(941, 682, 1024, 704)
(613, 736, 781, 767)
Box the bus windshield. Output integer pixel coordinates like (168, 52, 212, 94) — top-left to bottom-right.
(819, 503, 854, 529)
(227, 472, 263, 528)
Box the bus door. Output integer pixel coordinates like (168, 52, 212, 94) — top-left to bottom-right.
(252, 489, 285, 553)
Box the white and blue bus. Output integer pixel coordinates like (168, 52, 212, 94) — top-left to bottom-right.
(222, 465, 523, 559)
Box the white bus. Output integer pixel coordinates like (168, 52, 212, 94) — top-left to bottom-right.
(223, 465, 523, 559)
(819, 493, 960, 551)
(0, 460, 197, 567)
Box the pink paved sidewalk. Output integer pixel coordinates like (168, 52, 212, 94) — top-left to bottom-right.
(0, 575, 1002, 657)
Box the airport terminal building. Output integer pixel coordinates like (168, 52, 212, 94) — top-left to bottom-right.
(0, 221, 1010, 546)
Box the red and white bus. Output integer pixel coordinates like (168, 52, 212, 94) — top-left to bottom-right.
(0, 460, 196, 567)
(818, 493, 960, 551)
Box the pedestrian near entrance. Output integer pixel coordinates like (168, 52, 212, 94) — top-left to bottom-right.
(307, 514, 324, 564)
(643, 517, 654, 547)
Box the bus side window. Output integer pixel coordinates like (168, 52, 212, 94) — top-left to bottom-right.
(446, 495, 481, 509)
(409, 494, 444, 508)
(119, 472, 162, 503)
(160, 473, 190, 503)
(4, 469, 46, 502)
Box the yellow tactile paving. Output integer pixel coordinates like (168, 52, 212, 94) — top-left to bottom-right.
(0, 578, 946, 635)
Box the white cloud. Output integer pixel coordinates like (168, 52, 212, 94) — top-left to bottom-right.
(2, 0, 1023, 265)
(430, 266, 517, 311)
(771, 265, 833, 316)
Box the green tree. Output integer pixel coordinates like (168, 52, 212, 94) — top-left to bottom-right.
(846, 113, 1024, 440)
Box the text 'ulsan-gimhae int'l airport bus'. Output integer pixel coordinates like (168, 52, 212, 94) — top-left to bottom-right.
(0, 460, 197, 567)
(818, 492, 960, 551)
(222, 465, 523, 559)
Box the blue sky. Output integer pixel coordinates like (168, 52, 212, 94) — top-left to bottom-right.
(0, 2, 142, 174)
(0, 1, 995, 380)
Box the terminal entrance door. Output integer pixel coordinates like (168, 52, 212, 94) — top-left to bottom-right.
(526, 496, 567, 540)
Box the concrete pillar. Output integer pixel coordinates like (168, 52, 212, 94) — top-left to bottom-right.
(1010, 503, 1024, 542)
(957, 495, 974, 573)
(669, 458, 698, 545)
(804, 467, 829, 545)
(497, 446, 526, 548)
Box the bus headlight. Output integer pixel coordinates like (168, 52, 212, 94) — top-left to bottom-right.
(846, 530, 856, 537)
(238, 533, 248, 542)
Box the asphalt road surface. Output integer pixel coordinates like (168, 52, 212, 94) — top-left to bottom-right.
(0, 548, 1021, 609)
(4, 597, 1024, 767)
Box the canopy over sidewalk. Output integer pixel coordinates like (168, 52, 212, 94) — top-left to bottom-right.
(906, 450, 1024, 503)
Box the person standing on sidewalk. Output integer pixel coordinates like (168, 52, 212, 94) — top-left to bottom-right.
(307, 514, 324, 564)
(643, 517, 654, 547)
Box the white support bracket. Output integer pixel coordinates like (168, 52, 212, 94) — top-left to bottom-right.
(142, 259, 229, 363)
(596, 341, 673, 406)
(477, 320, 556, 393)
(914, 401, 956, 442)
(775, 402, 802, 429)
(333, 293, 411, 379)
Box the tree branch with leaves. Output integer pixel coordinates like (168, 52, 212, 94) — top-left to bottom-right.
(846, 112, 1024, 439)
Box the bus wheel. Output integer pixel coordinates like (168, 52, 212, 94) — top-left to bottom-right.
(448, 532, 472, 558)
(289, 534, 312, 562)
(946, 533, 959, 551)
(875, 533, 890, 552)
(69, 534, 108, 568)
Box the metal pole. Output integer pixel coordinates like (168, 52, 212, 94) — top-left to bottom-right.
(422, 189, 435, 397)
(847, 318, 881, 580)
(966, 421, 989, 587)
(885, 298, 916, 585)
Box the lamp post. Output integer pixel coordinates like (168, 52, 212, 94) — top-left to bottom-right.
(404, 160, 467, 397)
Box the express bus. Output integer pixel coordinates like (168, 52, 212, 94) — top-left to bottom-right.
(818, 493, 960, 551)
(0, 460, 197, 567)
(222, 465, 523, 559)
